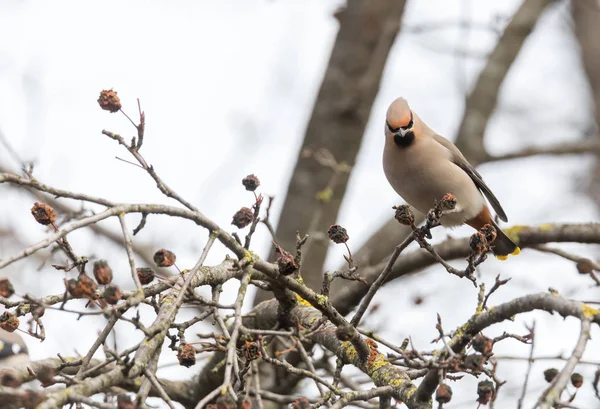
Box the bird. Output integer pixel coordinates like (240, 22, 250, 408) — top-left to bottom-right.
(382, 97, 520, 259)
(0, 328, 29, 368)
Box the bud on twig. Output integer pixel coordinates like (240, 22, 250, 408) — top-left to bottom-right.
(472, 333, 493, 356)
(31, 202, 56, 226)
(435, 384, 452, 404)
(480, 224, 497, 244)
(273, 242, 297, 276)
(0, 278, 15, 298)
(476, 380, 494, 405)
(469, 232, 488, 255)
(104, 285, 123, 305)
(576, 259, 593, 275)
(393, 205, 414, 226)
(543, 368, 558, 383)
(571, 372, 583, 388)
(97, 89, 122, 113)
(93, 260, 113, 285)
(177, 343, 196, 367)
(242, 174, 260, 192)
(154, 249, 176, 268)
(231, 207, 254, 229)
(328, 224, 349, 244)
(438, 193, 457, 211)
(0, 311, 19, 332)
(117, 394, 134, 409)
(136, 268, 155, 285)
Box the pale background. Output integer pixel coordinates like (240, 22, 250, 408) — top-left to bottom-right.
(1, 0, 599, 407)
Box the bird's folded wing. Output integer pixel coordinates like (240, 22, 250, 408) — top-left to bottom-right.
(433, 134, 508, 222)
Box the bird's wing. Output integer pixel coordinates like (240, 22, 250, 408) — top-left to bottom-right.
(433, 134, 508, 222)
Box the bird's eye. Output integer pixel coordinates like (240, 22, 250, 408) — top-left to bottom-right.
(386, 121, 399, 133)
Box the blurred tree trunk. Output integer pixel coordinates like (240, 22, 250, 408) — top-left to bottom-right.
(254, 0, 406, 305)
(571, 0, 600, 205)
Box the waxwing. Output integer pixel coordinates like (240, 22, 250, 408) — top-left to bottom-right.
(0, 328, 29, 368)
(382, 97, 519, 259)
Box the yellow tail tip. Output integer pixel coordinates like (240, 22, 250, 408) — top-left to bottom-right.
(494, 247, 521, 261)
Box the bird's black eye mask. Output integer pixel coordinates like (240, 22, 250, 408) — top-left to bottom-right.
(386, 111, 414, 134)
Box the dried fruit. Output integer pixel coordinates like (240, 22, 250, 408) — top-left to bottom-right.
(93, 260, 113, 285)
(117, 394, 134, 409)
(576, 259, 594, 275)
(472, 333, 493, 356)
(243, 340, 261, 361)
(435, 384, 453, 404)
(242, 174, 260, 192)
(464, 354, 485, 372)
(469, 231, 488, 254)
(77, 274, 98, 299)
(154, 249, 176, 268)
(104, 285, 123, 305)
(0, 278, 15, 298)
(231, 207, 254, 229)
(237, 399, 252, 409)
(544, 368, 559, 383)
(0, 311, 19, 332)
(31, 202, 56, 226)
(136, 268, 155, 285)
(97, 89, 122, 113)
(273, 243, 297, 276)
(480, 224, 497, 244)
(393, 204, 414, 226)
(177, 343, 196, 367)
(571, 372, 583, 388)
(291, 397, 310, 409)
(438, 193, 457, 211)
(327, 224, 349, 244)
(476, 380, 495, 405)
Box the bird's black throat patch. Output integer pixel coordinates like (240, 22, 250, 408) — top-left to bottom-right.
(394, 131, 415, 148)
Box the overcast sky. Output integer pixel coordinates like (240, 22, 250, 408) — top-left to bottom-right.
(1, 1, 599, 408)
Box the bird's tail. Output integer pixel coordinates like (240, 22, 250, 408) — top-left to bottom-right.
(490, 221, 520, 260)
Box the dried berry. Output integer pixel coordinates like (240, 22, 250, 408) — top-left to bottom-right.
(472, 333, 493, 356)
(177, 343, 196, 368)
(31, 202, 56, 226)
(435, 384, 453, 404)
(544, 368, 559, 383)
(476, 380, 495, 405)
(97, 89, 122, 113)
(117, 394, 134, 409)
(480, 224, 497, 244)
(571, 372, 583, 388)
(136, 268, 155, 285)
(469, 231, 488, 255)
(327, 224, 349, 244)
(231, 207, 254, 229)
(576, 259, 594, 275)
(438, 193, 457, 211)
(104, 285, 123, 305)
(66, 278, 83, 298)
(464, 354, 485, 372)
(273, 243, 297, 276)
(0, 278, 15, 298)
(242, 174, 260, 192)
(291, 397, 311, 409)
(0, 311, 19, 332)
(243, 340, 261, 361)
(76, 274, 98, 299)
(238, 399, 252, 409)
(154, 249, 176, 268)
(93, 260, 113, 285)
(393, 205, 414, 226)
